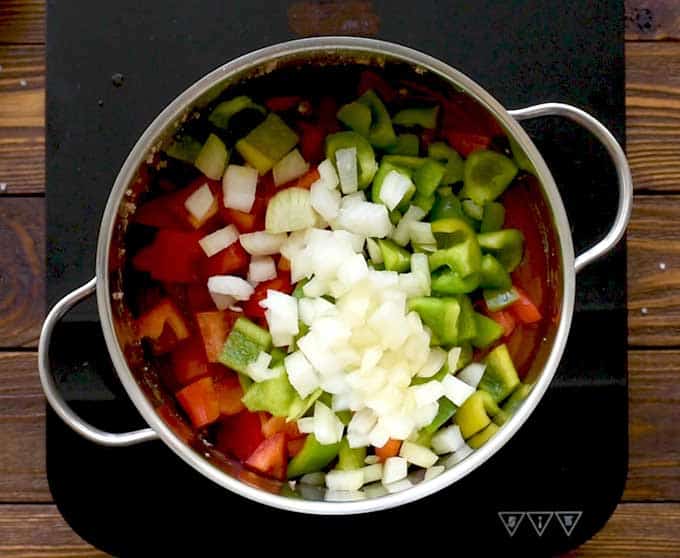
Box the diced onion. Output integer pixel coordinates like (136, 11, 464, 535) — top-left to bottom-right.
(284, 351, 320, 399)
(335, 147, 358, 194)
(399, 440, 438, 468)
(247, 256, 276, 284)
(273, 148, 309, 186)
(245, 351, 280, 382)
(261, 290, 299, 347)
(207, 275, 254, 301)
(297, 417, 315, 434)
(364, 455, 380, 465)
(209, 292, 236, 311)
(324, 489, 366, 502)
(348, 407, 378, 436)
(310, 181, 342, 221)
(424, 465, 445, 481)
(410, 381, 444, 407)
(416, 347, 448, 378)
(361, 463, 383, 484)
(223, 164, 257, 212)
(391, 205, 426, 246)
(198, 225, 239, 257)
(313, 401, 344, 445)
(441, 374, 476, 406)
(363, 482, 388, 498)
(384, 479, 413, 493)
(366, 238, 383, 264)
(431, 425, 466, 455)
(447, 347, 462, 373)
(368, 421, 390, 449)
(379, 170, 412, 211)
(457, 362, 487, 388)
(409, 221, 436, 245)
(335, 200, 392, 238)
(412, 402, 439, 429)
(382, 456, 408, 485)
(444, 443, 474, 468)
(239, 231, 287, 256)
(325, 469, 364, 491)
(316, 158, 340, 190)
(184, 183, 216, 223)
(300, 471, 325, 486)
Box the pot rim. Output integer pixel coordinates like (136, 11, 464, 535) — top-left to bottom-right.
(95, 36, 575, 514)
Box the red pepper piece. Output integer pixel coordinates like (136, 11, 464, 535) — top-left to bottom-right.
(509, 286, 542, 324)
(216, 410, 266, 462)
(261, 415, 302, 439)
(242, 274, 293, 319)
(213, 371, 245, 417)
(287, 437, 305, 458)
(298, 121, 326, 163)
(186, 284, 216, 312)
(487, 309, 517, 338)
(171, 336, 210, 386)
(137, 299, 190, 344)
(357, 70, 397, 103)
(443, 130, 491, 158)
(176, 377, 220, 429)
(156, 401, 195, 444)
(133, 229, 203, 283)
(265, 95, 302, 112)
(318, 96, 341, 133)
(245, 432, 287, 481)
(198, 240, 250, 280)
(195, 310, 240, 362)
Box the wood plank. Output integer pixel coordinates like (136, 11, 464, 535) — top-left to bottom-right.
(0, 0, 44, 45)
(0, 199, 44, 348)
(626, 42, 680, 193)
(0, 45, 44, 194)
(626, 0, 680, 40)
(627, 196, 680, 346)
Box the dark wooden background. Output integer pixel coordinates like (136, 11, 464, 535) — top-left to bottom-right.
(0, 1, 679, 555)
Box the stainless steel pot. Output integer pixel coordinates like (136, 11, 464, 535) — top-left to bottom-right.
(38, 37, 633, 514)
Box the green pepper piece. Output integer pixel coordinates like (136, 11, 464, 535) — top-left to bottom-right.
(460, 150, 518, 205)
(218, 317, 272, 374)
(325, 131, 378, 189)
(471, 312, 504, 349)
(430, 218, 482, 278)
(431, 268, 480, 295)
(236, 113, 299, 174)
(194, 133, 229, 180)
(412, 194, 436, 214)
(371, 161, 416, 211)
(461, 199, 484, 221)
(411, 361, 450, 386)
(509, 136, 537, 175)
(242, 368, 302, 417)
(494, 383, 533, 426)
(357, 89, 397, 149)
(337, 101, 372, 137)
(407, 296, 461, 346)
(209, 95, 266, 129)
(483, 286, 519, 312)
(429, 190, 472, 226)
(480, 202, 505, 233)
(393, 106, 439, 129)
(468, 422, 499, 449)
(456, 295, 477, 343)
(381, 154, 427, 170)
(455, 390, 501, 439)
(336, 438, 367, 470)
(477, 229, 524, 272)
(416, 396, 457, 446)
(387, 134, 420, 156)
(413, 159, 446, 198)
(292, 278, 308, 299)
(165, 135, 203, 163)
(336, 410, 352, 426)
(479, 344, 520, 403)
(270, 347, 287, 367)
(479, 254, 512, 290)
(287, 388, 322, 421)
(428, 142, 464, 184)
(456, 343, 473, 371)
(378, 239, 411, 272)
(237, 373, 253, 393)
(287, 434, 341, 479)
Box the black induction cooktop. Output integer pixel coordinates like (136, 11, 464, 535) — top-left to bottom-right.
(46, 1, 626, 556)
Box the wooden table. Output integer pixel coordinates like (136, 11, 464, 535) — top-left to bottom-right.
(1, 1, 679, 555)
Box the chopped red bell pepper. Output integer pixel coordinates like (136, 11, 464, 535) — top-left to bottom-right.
(171, 337, 210, 386)
(318, 96, 341, 134)
(261, 415, 301, 439)
(287, 437, 305, 458)
(199, 241, 250, 280)
(133, 193, 188, 229)
(443, 130, 491, 158)
(136, 299, 190, 348)
(132, 229, 203, 283)
(277, 256, 291, 272)
(176, 376, 220, 429)
(213, 372, 245, 416)
(375, 438, 402, 462)
(156, 401, 195, 444)
(215, 410, 265, 462)
(487, 309, 517, 338)
(505, 323, 541, 378)
(242, 274, 293, 319)
(245, 432, 287, 481)
(187, 284, 216, 312)
(293, 167, 320, 190)
(195, 310, 240, 362)
(357, 70, 397, 103)
(257, 172, 277, 204)
(509, 286, 542, 324)
(265, 95, 302, 112)
(298, 121, 326, 163)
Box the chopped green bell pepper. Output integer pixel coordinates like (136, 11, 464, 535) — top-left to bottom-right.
(460, 150, 518, 205)
(455, 390, 501, 439)
(431, 268, 480, 295)
(194, 133, 229, 180)
(387, 133, 420, 156)
(393, 105, 439, 129)
(456, 343, 473, 371)
(407, 296, 461, 346)
(165, 135, 203, 163)
(483, 286, 519, 312)
(337, 101, 372, 137)
(412, 194, 436, 214)
(325, 131, 378, 189)
(461, 199, 484, 221)
(411, 361, 450, 385)
(371, 161, 415, 211)
(471, 312, 504, 349)
(509, 136, 537, 175)
(467, 422, 499, 449)
(337, 438, 367, 470)
(494, 382, 532, 426)
(235, 113, 299, 174)
(357, 89, 397, 149)
(429, 218, 482, 278)
(480, 201, 505, 233)
(456, 294, 477, 343)
(416, 396, 457, 446)
(477, 229, 524, 272)
(479, 344, 520, 403)
(209, 95, 265, 129)
(428, 142, 464, 184)
(479, 254, 512, 290)
(241, 368, 302, 417)
(378, 238, 411, 272)
(413, 159, 446, 198)
(429, 190, 473, 227)
(218, 317, 272, 374)
(287, 434, 341, 479)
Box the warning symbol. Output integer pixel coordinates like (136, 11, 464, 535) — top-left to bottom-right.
(527, 512, 553, 536)
(556, 511, 582, 536)
(498, 512, 525, 537)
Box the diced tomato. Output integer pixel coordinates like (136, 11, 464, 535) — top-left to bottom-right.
(195, 310, 240, 362)
(277, 256, 291, 272)
(242, 274, 293, 319)
(156, 401, 195, 444)
(133, 230, 203, 283)
(176, 377, 220, 429)
(187, 284, 216, 312)
(287, 437, 305, 458)
(199, 241, 250, 280)
(265, 95, 302, 112)
(298, 121, 326, 163)
(509, 286, 542, 324)
(487, 309, 517, 338)
(133, 194, 188, 229)
(171, 337, 210, 386)
(245, 432, 287, 481)
(137, 299, 190, 346)
(357, 70, 397, 103)
(215, 410, 265, 461)
(375, 438, 402, 462)
(317, 96, 341, 134)
(261, 415, 301, 439)
(213, 372, 245, 416)
(443, 130, 491, 158)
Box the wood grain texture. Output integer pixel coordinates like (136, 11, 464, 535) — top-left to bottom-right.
(626, 42, 680, 193)
(627, 196, 680, 346)
(0, 0, 45, 44)
(0, 198, 44, 348)
(626, 0, 680, 40)
(0, 45, 45, 194)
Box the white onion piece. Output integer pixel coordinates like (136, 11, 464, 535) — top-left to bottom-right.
(333, 230, 365, 253)
(207, 275, 254, 301)
(399, 441, 438, 468)
(347, 432, 371, 449)
(310, 181, 342, 221)
(382, 457, 408, 485)
(364, 455, 380, 465)
(361, 463, 383, 484)
(247, 256, 276, 284)
(313, 401, 344, 445)
(379, 170, 412, 211)
(245, 351, 280, 382)
(297, 416, 315, 434)
(457, 362, 487, 388)
(284, 351, 320, 398)
(222, 164, 257, 212)
(209, 292, 236, 311)
(444, 444, 474, 468)
(273, 148, 309, 186)
(424, 465, 445, 481)
(239, 231, 287, 256)
(261, 290, 299, 347)
(324, 489, 366, 502)
(447, 347, 462, 373)
(325, 469, 364, 491)
(335, 147, 358, 194)
(410, 381, 445, 407)
(198, 225, 239, 258)
(184, 183, 215, 223)
(335, 200, 392, 238)
(366, 238, 383, 264)
(391, 205, 426, 246)
(409, 221, 436, 245)
(368, 421, 390, 449)
(363, 482, 388, 498)
(416, 347, 448, 378)
(431, 425, 466, 455)
(441, 374, 476, 406)
(380, 414, 415, 440)
(348, 407, 378, 437)
(300, 471, 325, 486)
(384, 479, 413, 493)
(316, 158, 340, 190)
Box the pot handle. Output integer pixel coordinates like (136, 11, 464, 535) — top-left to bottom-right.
(38, 277, 159, 447)
(509, 102, 633, 273)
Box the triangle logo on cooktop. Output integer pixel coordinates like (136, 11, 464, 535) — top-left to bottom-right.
(555, 511, 582, 536)
(527, 511, 553, 536)
(498, 511, 525, 537)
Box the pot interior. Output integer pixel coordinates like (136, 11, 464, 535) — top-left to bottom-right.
(104, 44, 563, 507)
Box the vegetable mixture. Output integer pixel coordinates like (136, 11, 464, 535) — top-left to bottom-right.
(123, 66, 550, 497)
